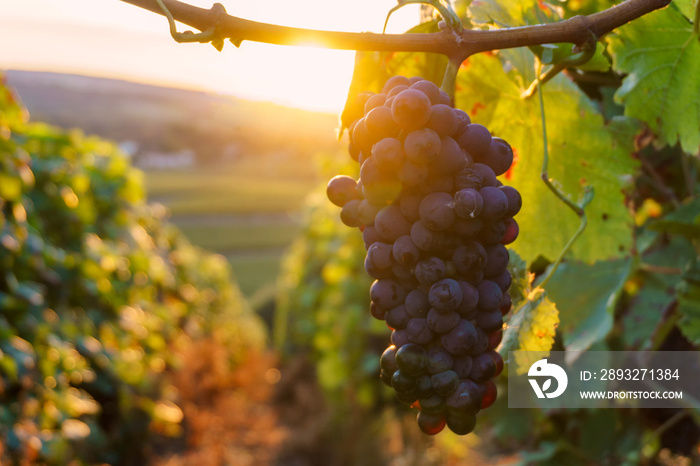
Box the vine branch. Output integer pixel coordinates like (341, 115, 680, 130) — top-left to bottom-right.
(120, 0, 670, 61)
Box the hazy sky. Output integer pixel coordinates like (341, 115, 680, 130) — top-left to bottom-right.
(0, 0, 421, 112)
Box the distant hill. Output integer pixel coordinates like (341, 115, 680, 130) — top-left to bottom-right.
(4, 70, 341, 170)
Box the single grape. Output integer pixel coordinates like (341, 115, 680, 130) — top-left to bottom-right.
(419, 192, 455, 231)
(456, 123, 492, 160)
(427, 308, 461, 333)
(419, 174, 454, 195)
(441, 319, 477, 355)
(484, 244, 509, 277)
(404, 128, 442, 164)
(387, 84, 410, 99)
(452, 217, 483, 237)
(370, 279, 407, 310)
(391, 329, 409, 348)
(364, 254, 394, 280)
(480, 380, 497, 409)
(499, 292, 512, 316)
(472, 163, 498, 188)
(452, 355, 473, 379)
(446, 412, 477, 435)
(410, 79, 441, 104)
(366, 242, 393, 269)
(479, 186, 508, 220)
(415, 374, 433, 398)
(386, 304, 411, 329)
(469, 352, 497, 382)
(396, 343, 428, 376)
(428, 278, 463, 313)
(415, 256, 447, 285)
(427, 104, 459, 136)
(352, 118, 377, 153)
(452, 109, 471, 135)
(418, 394, 445, 413)
(431, 370, 459, 397)
(326, 175, 359, 207)
(487, 330, 503, 350)
(406, 317, 436, 345)
(380, 345, 398, 374)
(433, 136, 467, 175)
(357, 199, 382, 226)
(392, 235, 420, 266)
(405, 289, 431, 318)
(340, 199, 362, 227)
(417, 411, 446, 435)
(398, 189, 422, 221)
(398, 160, 429, 186)
(487, 137, 514, 176)
(382, 75, 411, 93)
(372, 137, 404, 171)
(391, 89, 432, 130)
(500, 185, 522, 217)
(427, 348, 454, 375)
(454, 188, 483, 219)
(411, 221, 440, 252)
(491, 269, 512, 293)
(392, 370, 417, 393)
(476, 308, 503, 333)
(362, 226, 385, 250)
(454, 166, 482, 190)
(476, 280, 503, 311)
(364, 93, 387, 114)
(501, 217, 519, 245)
(469, 328, 489, 356)
(478, 221, 506, 246)
(452, 241, 487, 275)
(455, 281, 479, 319)
(446, 379, 482, 415)
(375, 204, 412, 241)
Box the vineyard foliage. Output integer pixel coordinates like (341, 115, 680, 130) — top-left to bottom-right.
(0, 75, 266, 464)
(277, 0, 700, 462)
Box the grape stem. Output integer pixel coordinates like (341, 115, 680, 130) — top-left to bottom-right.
(440, 57, 461, 99)
(119, 0, 670, 56)
(534, 61, 594, 290)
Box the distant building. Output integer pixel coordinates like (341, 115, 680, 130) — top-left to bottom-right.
(137, 149, 195, 170)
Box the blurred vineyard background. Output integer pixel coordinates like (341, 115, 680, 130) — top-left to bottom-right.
(2, 0, 700, 463)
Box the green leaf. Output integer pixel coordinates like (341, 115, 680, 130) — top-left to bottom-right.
(543, 258, 632, 351)
(623, 238, 695, 348)
(0, 173, 22, 202)
(677, 261, 700, 344)
(468, 0, 561, 27)
(608, 6, 700, 154)
(648, 197, 700, 240)
(456, 53, 638, 263)
(576, 42, 611, 72)
(672, 0, 698, 21)
(500, 288, 559, 364)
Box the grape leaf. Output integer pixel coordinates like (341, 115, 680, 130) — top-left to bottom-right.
(468, 0, 561, 27)
(648, 197, 700, 240)
(500, 287, 559, 361)
(622, 237, 695, 348)
(456, 53, 638, 263)
(607, 6, 700, 154)
(543, 258, 632, 351)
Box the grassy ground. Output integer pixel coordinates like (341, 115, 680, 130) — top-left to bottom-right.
(144, 158, 322, 303)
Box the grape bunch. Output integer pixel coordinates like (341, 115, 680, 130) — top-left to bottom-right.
(327, 76, 520, 435)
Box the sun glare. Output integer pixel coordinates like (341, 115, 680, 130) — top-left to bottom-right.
(0, 0, 423, 113)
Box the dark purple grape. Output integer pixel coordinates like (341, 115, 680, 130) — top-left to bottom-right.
(372, 137, 404, 171)
(392, 263, 417, 285)
(469, 328, 489, 355)
(452, 355, 473, 379)
(487, 137, 514, 176)
(455, 281, 479, 319)
(367, 242, 393, 269)
(433, 136, 467, 175)
(404, 128, 441, 164)
(406, 318, 435, 345)
(501, 218, 519, 245)
(375, 204, 412, 241)
(410, 79, 441, 104)
(456, 123, 492, 159)
(405, 289, 430, 318)
(446, 379, 481, 415)
(352, 118, 378, 153)
(473, 163, 498, 188)
(419, 192, 455, 231)
(484, 244, 509, 277)
(500, 292, 513, 316)
(500, 185, 522, 218)
(446, 412, 477, 435)
(427, 308, 460, 333)
(479, 186, 508, 220)
(417, 411, 446, 435)
(370, 301, 386, 320)
(398, 160, 429, 186)
(392, 235, 420, 266)
(391, 89, 432, 130)
(427, 104, 459, 136)
(380, 369, 393, 387)
(392, 370, 417, 393)
(476, 308, 503, 332)
(410, 221, 443, 252)
(469, 352, 497, 382)
(415, 256, 446, 285)
(362, 226, 385, 249)
(366, 105, 400, 138)
(356, 199, 381, 226)
(415, 374, 434, 397)
(340, 199, 362, 227)
(427, 348, 454, 375)
(439, 90, 452, 106)
(398, 190, 422, 221)
(428, 278, 463, 313)
(380, 345, 398, 374)
(476, 280, 503, 311)
(327, 175, 359, 207)
(396, 343, 428, 376)
(452, 242, 487, 275)
(491, 269, 512, 293)
(441, 319, 477, 355)
(455, 166, 482, 190)
(364, 255, 394, 279)
(478, 221, 506, 245)
(370, 279, 407, 310)
(431, 370, 459, 396)
(391, 329, 409, 348)
(454, 188, 483, 219)
(386, 304, 411, 329)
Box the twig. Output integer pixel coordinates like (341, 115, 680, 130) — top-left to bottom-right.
(119, 0, 671, 59)
(638, 154, 680, 207)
